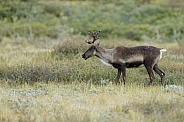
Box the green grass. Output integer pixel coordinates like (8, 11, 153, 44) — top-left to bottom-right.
(0, 36, 184, 122)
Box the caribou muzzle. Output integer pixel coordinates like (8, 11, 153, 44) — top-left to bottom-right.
(82, 53, 88, 60)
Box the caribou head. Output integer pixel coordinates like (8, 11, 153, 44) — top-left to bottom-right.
(82, 30, 101, 60)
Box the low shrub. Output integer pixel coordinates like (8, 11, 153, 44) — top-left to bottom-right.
(53, 37, 88, 58)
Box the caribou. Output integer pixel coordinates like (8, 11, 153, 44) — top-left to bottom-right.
(82, 30, 167, 86)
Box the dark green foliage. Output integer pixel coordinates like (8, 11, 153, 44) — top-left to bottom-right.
(0, 0, 184, 42)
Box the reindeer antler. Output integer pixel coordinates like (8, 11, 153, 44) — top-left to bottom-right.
(85, 30, 101, 44)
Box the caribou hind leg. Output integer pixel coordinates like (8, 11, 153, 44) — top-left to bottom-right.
(153, 64, 165, 86)
(144, 64, 155, 86)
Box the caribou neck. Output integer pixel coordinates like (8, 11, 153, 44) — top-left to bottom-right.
(95, 46, 114, 65)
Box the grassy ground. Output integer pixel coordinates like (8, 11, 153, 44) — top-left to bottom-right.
(0, 36, 184, 122)
(0, 83, 184, 122)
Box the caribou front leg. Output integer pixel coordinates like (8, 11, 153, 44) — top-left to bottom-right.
(116, 69, 121, 85)
(121, 65, 126, 86)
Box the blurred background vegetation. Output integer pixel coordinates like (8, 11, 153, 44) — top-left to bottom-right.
(0, 0, 184, 42)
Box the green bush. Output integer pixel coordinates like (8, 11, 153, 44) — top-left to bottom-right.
(53, 37, 88, 58)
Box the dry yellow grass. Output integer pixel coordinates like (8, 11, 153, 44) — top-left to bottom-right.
(0, 83, 183, 122)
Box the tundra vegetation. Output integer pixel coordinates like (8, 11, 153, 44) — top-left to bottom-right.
(0, 0, 184, 122)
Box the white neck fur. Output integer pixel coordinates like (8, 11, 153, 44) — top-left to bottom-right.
(100, 59, 111, 66)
